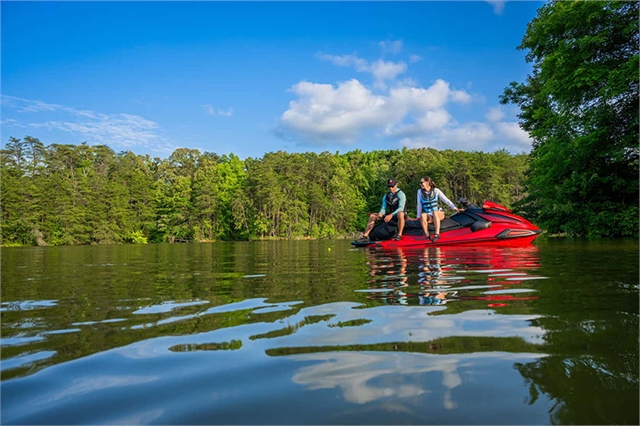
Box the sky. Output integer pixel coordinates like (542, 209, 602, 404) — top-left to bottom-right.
(1, 1, 545, 160)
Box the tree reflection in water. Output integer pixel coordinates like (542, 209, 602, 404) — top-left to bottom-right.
(356, 243, 639, 424)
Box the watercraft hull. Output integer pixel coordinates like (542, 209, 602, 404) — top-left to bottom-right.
(356, 230, 539, 249)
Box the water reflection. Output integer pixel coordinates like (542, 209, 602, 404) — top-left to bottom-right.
(289, 351, 546, 409)
(361, 245, 543, 309)
(1, 241, 638, 424)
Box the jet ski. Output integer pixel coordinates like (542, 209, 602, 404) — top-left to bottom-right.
(352, 199, 542, 248)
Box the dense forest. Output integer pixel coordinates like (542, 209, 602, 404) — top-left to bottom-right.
(0, 138, 528, 245)
(2, 1, 637, 246)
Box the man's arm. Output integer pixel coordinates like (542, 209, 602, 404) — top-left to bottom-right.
(379, 195, 387, 215)
(416, 190, 421, 218)
(391, 190, 407, 216)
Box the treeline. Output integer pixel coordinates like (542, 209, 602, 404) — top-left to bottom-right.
(0, 136, 528, 245)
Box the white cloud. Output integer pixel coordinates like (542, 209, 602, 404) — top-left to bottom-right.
(317, 53, 364, 69)
(280, 51, 532, 154)
(218, 108, 233, 117)
(417, 109, 452, 131)
(317, 53, 407, 89)
(280, 78, 474, 146)
(409, 55, 423, 64)
(400, 122, 494, 151)
(450, 89, 472, 104)
(486, 106, 506, 122)
(486, 0, 506, 15)
(202, 104, 233, 117)
(30, 115, 160, 147)
(0, 118, 27, 128)
(385, 109, 452, 138)
(369, 59, 407, 84)
(495, 121, 532, 149)
(443, 122, 495, 146)
(379, 39, 403, 54)
(388, 79, 470, 112)
(1, 95, 174, 153)
(282, 79, 390, 141)
(400, 121, 532, 153)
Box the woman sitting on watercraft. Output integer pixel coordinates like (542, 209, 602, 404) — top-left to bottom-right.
(417, 177, 462, 243)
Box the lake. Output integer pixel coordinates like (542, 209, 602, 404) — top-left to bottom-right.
(1, 239, 638, 425)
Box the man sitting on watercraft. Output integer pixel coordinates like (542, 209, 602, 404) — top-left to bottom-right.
(359, 178, 407, 242)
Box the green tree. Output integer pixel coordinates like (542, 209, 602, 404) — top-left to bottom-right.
(114, 151, 156, 242)
(41, 144, 93, 245)
(501, 0, 639, 237)
(217, 154, 249, 240)
(153, 150, 199, 242)
(244, 152, 308, 238)
(191, 153, 221, 241)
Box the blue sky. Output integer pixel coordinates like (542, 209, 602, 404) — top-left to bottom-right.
(1, 1, 544, 159)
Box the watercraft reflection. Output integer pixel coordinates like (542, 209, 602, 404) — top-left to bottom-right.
(362, 245, 544, 308)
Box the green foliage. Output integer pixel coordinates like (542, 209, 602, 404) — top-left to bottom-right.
(124, 230, 148, 244)
(501, 0, 639, 237)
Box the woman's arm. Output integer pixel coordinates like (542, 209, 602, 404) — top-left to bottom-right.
(436, 189, 457, 210)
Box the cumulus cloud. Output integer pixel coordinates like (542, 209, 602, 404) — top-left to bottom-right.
(1, 95, 174, 152)
(450, 89, 472, 104)
(385, 109, 452, 138)
(280, 78, 473, 146)
(494, 121, 532, 150)
(400, 122, 494, 151)
(442, 123, 495, 147)
(485, 106, 506, 122)
(280, 50, 533, 154)
(281, 79, 390, 142)
(317, 53, 407, 89)
(369, 60, 408, 83)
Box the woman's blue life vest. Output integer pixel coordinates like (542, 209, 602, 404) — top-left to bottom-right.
(419, 188, 439, 214)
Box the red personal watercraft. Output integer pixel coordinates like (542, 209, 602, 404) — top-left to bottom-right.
(352, 199, 542, 249)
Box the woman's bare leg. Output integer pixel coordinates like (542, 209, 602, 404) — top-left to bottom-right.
(434, 211, 445, 235)
(420, 213, 431, 238)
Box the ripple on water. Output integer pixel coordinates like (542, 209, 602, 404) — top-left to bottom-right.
(1, 350, 57, 371)
(132, 300, 210, 315)
(0, 300, 58, 312)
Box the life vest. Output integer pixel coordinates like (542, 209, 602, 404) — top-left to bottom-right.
(420, 189, 439, 214)
(385, 190, 402, 214)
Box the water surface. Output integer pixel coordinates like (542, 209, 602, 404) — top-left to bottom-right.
(1, 239, 638, 424)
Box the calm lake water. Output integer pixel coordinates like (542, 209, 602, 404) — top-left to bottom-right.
(1, 239, 638, 425)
